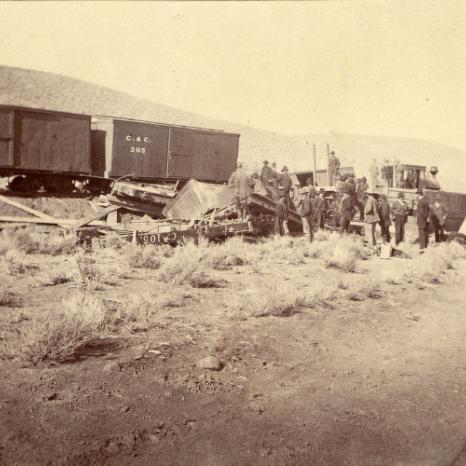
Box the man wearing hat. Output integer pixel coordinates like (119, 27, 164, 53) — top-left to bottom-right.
(328, 151, 341, 186)
(391, 191, 409, 245)
(314, 188, 327, 230)
(278, 165, 292, 200)
(431, 193, 447, 242)
(378, 194, 391, 243)
(228, 162, 252, 219)
(356, 177, 368, 221)
(295, 187, 313, 241)
(416, 190, 430, 249)
(260, 160, 274, 191)
(339, 187, 353, 234)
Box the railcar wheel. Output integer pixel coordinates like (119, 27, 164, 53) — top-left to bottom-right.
(43, 177, 74, 193)
(8, 176, 28, 192)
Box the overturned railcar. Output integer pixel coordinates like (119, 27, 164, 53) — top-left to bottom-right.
(91, 116, 240, 184)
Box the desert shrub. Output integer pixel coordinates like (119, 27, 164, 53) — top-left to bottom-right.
(43, 271, 72, 286)
(123, 245, 162, 269)
(0, 293, 108, 365)
(75, 252, 101, 283)
(380, 267, 405, 285)
(346, 280, 384, 301)
(323, 234, 368, 272)
(202, 238, 251, 269)
(37, 232, 77, 256)
(0, 231, 13, 256)
(402, 242, 465, 285)
(3, 250, 39, 275)
(325, 244, 359, 272)
(229, 281, 338, 319)
(314, 229, 329, 242)
(12, 231, 76, 256)
(103, 234, 129, 250)
(189, 271, 225, 288)
(0, 288, 21, 307)
(107, 291, 182, 333)
(158, 244, 206, 285)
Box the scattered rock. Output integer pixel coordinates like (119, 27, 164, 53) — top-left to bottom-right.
(197, 356, 224, 371)
(103, 361, 121, 372)
(45, 392, 58, 401)
(120, 405, 131, 413)
(105, 441, 119, 455)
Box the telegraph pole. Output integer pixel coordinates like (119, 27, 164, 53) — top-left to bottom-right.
(326, 143, 330, 185)
(313, 143, 317, 186)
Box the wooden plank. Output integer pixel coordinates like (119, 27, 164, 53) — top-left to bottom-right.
(0, 216, 107, 227)
(0, 195, 62, 222)
(73, 206, 120, 229)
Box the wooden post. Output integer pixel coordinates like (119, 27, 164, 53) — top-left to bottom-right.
(326, 143, 331, 185)
(313, 143, 317, 186)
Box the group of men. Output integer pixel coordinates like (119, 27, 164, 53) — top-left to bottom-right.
(228, 160, 293, 221)
(228, 158, 448, 250)
(292, 186, 327, 242)
(363, 190, 447, 249)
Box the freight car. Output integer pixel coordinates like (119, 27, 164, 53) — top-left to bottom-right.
(0, 105, 105, 192)
(91, 115, 239, 184)
(0, 105, 240, 193)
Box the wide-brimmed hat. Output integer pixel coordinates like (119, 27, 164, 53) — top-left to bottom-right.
(281, 166, 289, 172)
(361, 176, 367, 182)
(319, 187, 325, 193)
(330, 151, 336, 155)
(397, 191, 404, 199)
(263, 160, 269, 164)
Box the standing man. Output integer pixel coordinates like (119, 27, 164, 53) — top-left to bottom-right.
(365, 192, 380, 246)
(314, 188, 327, 230)
(296, 188, 314, 242)
(431, 194, 447, 242)
(416, 190, 431, 249)
(228, 162, 252, 219)
(261, 160, 274, 189)
(328, 151, 341, 186)
(295, 188, 309, 238)
(356, 176, 368, 221)
(274, 195, 289, 238)
(339, 187, 353, 234)
(279, 166, 292, 208)
(378, 194, 391, 243)
(391, 191, 409, 245)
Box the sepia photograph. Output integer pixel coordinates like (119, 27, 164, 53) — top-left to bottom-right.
(0, 1, 466, 464)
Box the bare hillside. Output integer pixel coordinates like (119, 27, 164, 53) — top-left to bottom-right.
(1, 65, 464, 191)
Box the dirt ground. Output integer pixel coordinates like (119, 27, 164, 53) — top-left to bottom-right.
(0, 231, 465, 466)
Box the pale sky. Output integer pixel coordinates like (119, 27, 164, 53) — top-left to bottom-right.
(1, 1, 466, 150)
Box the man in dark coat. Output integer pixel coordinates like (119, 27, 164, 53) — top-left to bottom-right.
(356, 177, 368, 221)
(279, 166, 293, 208)
(296, 188, 314, 242)
(339, 188, 353, 234)
(391, 191, 409, 245)
(261, 160, 275, 198)
(328, 151, 341, 186)
(274, 195, 289, 237)
(378, 194, 391, 243)
(431, 193, 447, 242)
(314, 188, 327, 230)
(416, 191, 431, 249)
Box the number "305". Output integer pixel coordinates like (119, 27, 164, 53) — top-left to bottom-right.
(130, 147, 146, 154)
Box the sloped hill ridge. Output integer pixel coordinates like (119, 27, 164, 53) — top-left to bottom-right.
(1, 65, 464, 191)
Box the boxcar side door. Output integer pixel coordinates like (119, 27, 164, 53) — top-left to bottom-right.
(0, 108, 14, 167)
(166, 127, 194, 179)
